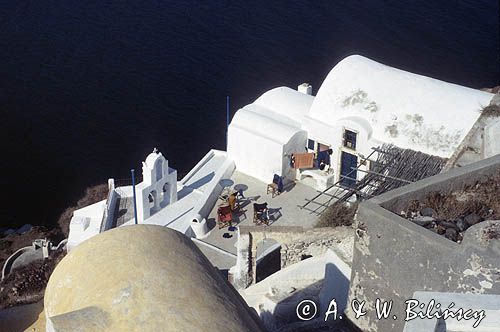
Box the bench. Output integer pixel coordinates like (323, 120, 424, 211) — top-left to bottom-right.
(299, 169, 335, 191)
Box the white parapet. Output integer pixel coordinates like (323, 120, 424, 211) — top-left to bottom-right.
(484, 118, 500, 158)
(67, 200, 106, 251)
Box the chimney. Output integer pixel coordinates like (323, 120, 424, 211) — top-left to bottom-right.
(298, 83, 312, 95)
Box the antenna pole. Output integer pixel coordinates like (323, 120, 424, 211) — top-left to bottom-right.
(131, 169, 138, 225)
(226, 95, 230, 150)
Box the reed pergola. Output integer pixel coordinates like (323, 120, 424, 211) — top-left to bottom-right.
(300, 144, 447, 216)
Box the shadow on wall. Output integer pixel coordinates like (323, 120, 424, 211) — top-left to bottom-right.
(176, 186, 194, 200)
(187, 172, 215, 189)
(320, 262, 350, 314)
(259, 279, 324, 330)
(257, 261, 351, 330)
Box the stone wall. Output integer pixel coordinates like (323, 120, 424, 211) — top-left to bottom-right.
(281, 236, 344, 268)
(443, 96, 500, 171)
(346, 154, 500, 332)
(232, 225, 353, 289)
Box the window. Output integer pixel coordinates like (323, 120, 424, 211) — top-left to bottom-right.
(343, 130, 357, 150)
(307, 139, 315, 151)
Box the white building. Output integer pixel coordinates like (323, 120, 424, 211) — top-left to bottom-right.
(67, 55, 496, 251)
(67, 149, 235, 250)
(135, 150, 178, 223)
(228, 55, 494, 188)
(227, 87, 312, 185)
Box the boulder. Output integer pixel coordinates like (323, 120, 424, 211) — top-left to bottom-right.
(412, 216, 434, 227)
(445, 228, 458, 242)
(455, 218, 468, 232)
(439, 220, 458, 230)
(436, 225, 446, 235)
(465, 213, 482, 226)
(420, 207, 435, 217)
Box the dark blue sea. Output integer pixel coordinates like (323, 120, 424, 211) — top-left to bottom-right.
(1, 1, 498, 228)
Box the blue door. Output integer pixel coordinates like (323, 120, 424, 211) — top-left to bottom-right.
(340, 152, 358, 187)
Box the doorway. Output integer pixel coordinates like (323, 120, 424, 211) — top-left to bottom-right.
(255, 239, 281, 282)
(340, 151, 358, 187)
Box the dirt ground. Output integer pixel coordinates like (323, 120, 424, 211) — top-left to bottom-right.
(401, 170, 500, 242)
(316, 202, 358, 228)
(0, 183, 107, 310)
(0, 227, 64, 273)
(0, 249, 65, 309)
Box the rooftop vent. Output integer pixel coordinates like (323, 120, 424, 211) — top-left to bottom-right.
(298, 83, 312, 95)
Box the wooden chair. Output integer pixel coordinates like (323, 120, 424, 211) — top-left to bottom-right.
(266, 182, 278, 197)
(228, 192, 240, 212)
(253, 202, 269, 225)
(217, 204, 233, 229)
(266, 174, 283, 198)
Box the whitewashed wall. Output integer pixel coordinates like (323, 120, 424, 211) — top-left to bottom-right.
(229, 126, 283, 183)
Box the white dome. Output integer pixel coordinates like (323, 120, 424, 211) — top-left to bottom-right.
(145, 151, 161, 168)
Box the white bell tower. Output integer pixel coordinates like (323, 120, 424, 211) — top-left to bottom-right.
(136, 149, 178, 222)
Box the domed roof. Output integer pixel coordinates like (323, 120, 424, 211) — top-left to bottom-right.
(44, 225, 263, 332)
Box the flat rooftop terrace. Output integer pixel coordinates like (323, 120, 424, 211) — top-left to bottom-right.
(194, 171, 335, 270)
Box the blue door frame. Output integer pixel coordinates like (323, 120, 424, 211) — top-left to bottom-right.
(340, 151, 358, 187)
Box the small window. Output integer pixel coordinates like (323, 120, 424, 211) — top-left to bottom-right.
(307, 139, 315, 151)
(343, 130, 357, 150)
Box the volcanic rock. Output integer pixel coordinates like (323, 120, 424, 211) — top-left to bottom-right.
(455, 218, 468, 232)
(420, 207, 435, 217)
(439, 220, 458, 230)
(445, 228, 458, 242)
(412, 216, 434, 227)
(465, 213, 482, 226)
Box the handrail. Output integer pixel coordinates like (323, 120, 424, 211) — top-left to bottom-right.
(114, 176, 143, 187)
(2, 246, 32, 280)
(51, 239, 68, 251)
(100, 187, 117, 233)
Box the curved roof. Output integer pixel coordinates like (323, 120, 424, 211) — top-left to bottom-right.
(229, 87, 311, 145)
(44, 225, 263, 332)
(230, 104, 306, 145)
(309, 55, 494, 157)
(254, 87, 314, 124)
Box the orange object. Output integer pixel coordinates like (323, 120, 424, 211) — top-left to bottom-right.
(228, 193, 238, 211)
(292, 152, 314, 169)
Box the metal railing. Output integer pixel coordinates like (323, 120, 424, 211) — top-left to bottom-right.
(114, 176, 143, 187)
